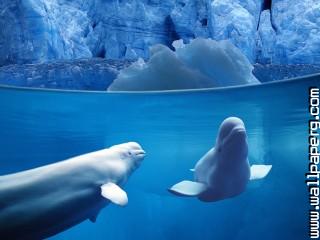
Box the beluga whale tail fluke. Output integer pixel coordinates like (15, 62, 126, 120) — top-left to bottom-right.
(0, 142, 146, 240)
(168, 117, 272, 202)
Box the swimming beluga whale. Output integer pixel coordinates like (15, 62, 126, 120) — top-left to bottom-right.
(169, 117, 272, 202)
(0, 142, 146, 239)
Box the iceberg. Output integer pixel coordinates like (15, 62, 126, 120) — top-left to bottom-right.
(107, 38, 260, 91)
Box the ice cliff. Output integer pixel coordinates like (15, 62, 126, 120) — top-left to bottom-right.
(0, 0, 319, 65)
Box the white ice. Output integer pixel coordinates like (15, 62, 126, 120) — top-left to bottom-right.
(107, 38, 260, 91)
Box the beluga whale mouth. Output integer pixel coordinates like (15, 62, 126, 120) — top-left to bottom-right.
(135, 150, 146, 157)
(128, 142, 146, 156)
(222, 125, 247, 147)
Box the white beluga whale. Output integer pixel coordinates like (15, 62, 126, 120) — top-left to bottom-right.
(169, 117, 272, 202)
(0, 142, 146, 239)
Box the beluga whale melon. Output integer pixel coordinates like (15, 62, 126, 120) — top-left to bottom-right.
(169, 117, 272, 202)
(0, 142, 146, 239)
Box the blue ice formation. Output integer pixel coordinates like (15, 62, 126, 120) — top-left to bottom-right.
(0, 0, 319, 65)
(0, 0, 92, 65)
(256, 10, 277, 64)
(269, 0, 320, 64)
(107, 38, 259, 91)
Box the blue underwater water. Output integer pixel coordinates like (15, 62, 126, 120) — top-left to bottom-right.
(0, 74, 319, 240)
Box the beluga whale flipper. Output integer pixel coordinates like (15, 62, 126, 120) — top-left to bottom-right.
(169, 117, 272, 202)
(0, 142, 146, 239)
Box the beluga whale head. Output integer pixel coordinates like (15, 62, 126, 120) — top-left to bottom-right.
(109, 142, 146, 172)
(215, 117, 248, 164)
(89, 142, 146, 186)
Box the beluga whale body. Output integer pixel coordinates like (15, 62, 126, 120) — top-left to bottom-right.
(169, 117, 272, 202)
(0, 142, 146, 239)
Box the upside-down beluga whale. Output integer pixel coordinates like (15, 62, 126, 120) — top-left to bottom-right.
(0, 142, 146, 239)
(169, 117, 272, 202)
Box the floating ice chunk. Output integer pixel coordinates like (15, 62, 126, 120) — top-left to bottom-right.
(174, 38, 260, 87)
(107, 38, 260, 91)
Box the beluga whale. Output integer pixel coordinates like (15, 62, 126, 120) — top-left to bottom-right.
(0, 142, 146, 239)
(169, 117, 272, 202)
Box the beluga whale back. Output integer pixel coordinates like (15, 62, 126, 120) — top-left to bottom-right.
(0, 142, 146, 239)
(169, 117, 272, 202)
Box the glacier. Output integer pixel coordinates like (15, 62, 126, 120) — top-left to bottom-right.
(0, 0, 319, 65)
(0, 0, 92, 65)
(270, 0, 320, 64)
(107, 38, 259, 91)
